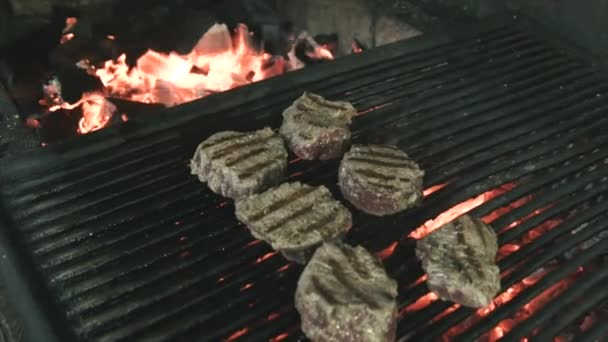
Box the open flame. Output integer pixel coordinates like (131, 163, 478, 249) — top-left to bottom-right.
(60, 17, 77, 44)
(46, 21, 333, 135)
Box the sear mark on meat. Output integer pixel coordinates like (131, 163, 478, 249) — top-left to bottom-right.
(338, 144, 424, 216)
(190, 127, 288, 199)
(416, 215, 501, 308)
(280, 92, 356, 160)
(235, 182, 352, 263)
(295, 241, 398, 342)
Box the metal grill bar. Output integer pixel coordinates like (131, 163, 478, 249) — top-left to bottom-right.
(0, 15, 607, 342)
(502, 266, 608, 341)
(576, 311, 608, 342)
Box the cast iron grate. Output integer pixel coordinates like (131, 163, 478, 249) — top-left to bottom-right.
(0, 15, 607, 342)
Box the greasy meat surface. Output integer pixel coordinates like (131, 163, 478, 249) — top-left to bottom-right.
(279, 92, 356, 160)
(416, 215, 501, 308)
(295, 242, 398, 342)
(235, 182, 352, 263)
(190, 127, 287, 199)
(338, 144, 424, 216)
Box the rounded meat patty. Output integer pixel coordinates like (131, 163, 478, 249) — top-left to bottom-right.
(279, 92, 356, 160)
(295, 241, 398, 342)
(338, 144, 424, 216)
(190, 127, 288, 199)
(234, 182, 352, 264)
(416, 215, 501, 308)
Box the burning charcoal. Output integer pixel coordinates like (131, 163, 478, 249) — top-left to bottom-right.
(292, 31, 334, 65)
(416, 215, 501, 308)
(78, 95, 117, 134)
(279, 92, 356, 160)
(190, 127, 288, 199)
(234, 182, 352, 263)
(42, 75, 63, 106)
(352, 37, 367, 53)
(295, 241, 398, 341)
(192, 23, 233, 56)
(339, 144, 424, 216)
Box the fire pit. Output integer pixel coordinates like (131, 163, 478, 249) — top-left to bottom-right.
(1, 2, 607, 342)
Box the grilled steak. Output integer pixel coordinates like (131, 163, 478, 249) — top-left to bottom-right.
(234, 182, 352, 263)
(416, 215, 501, 308)
(295, 241, 398, 342)
(279, 92, 356, 160)
(190, 127, 288, 199)
(338, 144, 424, 216)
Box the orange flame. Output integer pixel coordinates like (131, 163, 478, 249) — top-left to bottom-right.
(49, 92, 116, 134)
(90, 23, 283, 105)
(49, 22, 332, 135)
(78, 94, 117, 134)
(60, 17, 77, 44)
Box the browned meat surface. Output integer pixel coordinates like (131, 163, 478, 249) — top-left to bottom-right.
(295, 241, 398, 342)
(338, 144, 424, 216)
(279, 92, 356, 160)
(235, 182, 352, 263)
(416, 215, 501, 308)
(190, 127, 287, 199)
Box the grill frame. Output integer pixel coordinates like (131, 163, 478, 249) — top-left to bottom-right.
(0, 13, 607, 342)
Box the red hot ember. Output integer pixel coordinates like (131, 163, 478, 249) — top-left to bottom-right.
(45, 21, 333, 135)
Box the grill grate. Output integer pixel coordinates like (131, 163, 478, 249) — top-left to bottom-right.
(0, 15, 607, 342)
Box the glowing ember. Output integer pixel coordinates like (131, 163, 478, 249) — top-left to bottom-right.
(47, 22, 333, 135)
(276, 264, 291, 273)
(95, 23, 287, 103)
(270, 333, 290, 342)
(255, 252, 278, 264)
(409, 183, 517, 240)
(374, 184, 450, 260)
(60, 33, 75, 44)
(60, 17, 77, 44)
(481, 195, 534, 225)
(497, 217, 563, 260)
(356, 103, 389, 116)
(423, 183, 448, 197)
(78, 94, 117, 134)
(246, 240, 262, 247)
(376, 242, 398, 260)
(225, 327, 249, 342)
(402, 292, 439, 314)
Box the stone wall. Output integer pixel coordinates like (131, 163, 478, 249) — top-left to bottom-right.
(8, 0, 116, 15)
(506, 0, 608, 60)
(276, 0, 422, 55)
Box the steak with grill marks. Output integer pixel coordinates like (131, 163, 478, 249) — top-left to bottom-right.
(279, 92, 356, 160)
(338, 144, 424, 216)
(416, 215, 501, 308)
(190, 127, 288, 199)
(295, 241, 398, 342)
(234, 182, 352, 264)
